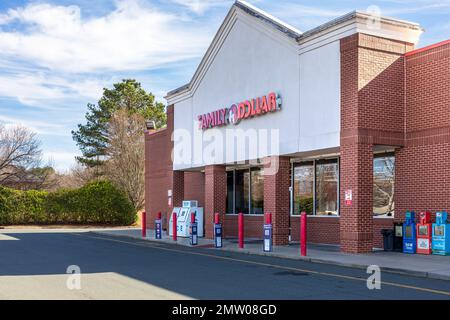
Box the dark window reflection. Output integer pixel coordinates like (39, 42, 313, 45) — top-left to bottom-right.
(293, 163, 314, 215)
(251, 168, 264, 214)
(315, 159, 338, 216)
(226, 171, 234, 214)
(235, 169, 249, 214)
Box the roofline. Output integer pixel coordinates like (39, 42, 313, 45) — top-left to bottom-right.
(234, 0, 302, 39)
(404, 39, 450, 57)
(298, 10, 423, 42)
(166, 83, 189, 98)
(165, 3, 424, 101)
(165, 0, 303, 99)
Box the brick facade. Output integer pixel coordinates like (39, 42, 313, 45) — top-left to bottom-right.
(263, 156, 291, 245)
(291, 216, 340, 245)
(223, 215, 264, 239)
(184, 172, 205, 207)
(395, 40, 450, 223)
(204, 165, 227, 239)
(145, 105, 205, 230)
(144, 105, 174, 229)
(144, 34, 449, 253)
(339, 34, 414, 253)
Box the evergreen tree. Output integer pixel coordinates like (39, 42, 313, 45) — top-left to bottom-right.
(72, 79, 166, 169)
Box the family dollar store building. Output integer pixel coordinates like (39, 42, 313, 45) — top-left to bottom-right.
(144, 0, 450, 253)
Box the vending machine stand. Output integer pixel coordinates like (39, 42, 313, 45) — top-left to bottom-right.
(416, 211, 432, 255)
(432, 211, 450, 255)
(403, 211, 417, 254)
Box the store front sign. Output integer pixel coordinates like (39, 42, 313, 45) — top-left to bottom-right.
(197, 92, 281, 130)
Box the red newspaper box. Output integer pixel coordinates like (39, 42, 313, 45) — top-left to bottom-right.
(416, 211, 432, 255)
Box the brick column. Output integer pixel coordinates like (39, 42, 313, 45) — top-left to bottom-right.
(339, 33, 412, 253)
(204, 165, 227, 239)
(172, 171, 184, 208)
(339, 140, 374, 253)
(165, 170, 184, 229)
(264, 156, 290, 246)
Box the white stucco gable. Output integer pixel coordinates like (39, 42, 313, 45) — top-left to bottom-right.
(170, 1, 343, 170)
(167, 1, 423, 171)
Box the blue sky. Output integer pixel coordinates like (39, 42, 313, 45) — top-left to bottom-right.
(0, 0, 449, 172)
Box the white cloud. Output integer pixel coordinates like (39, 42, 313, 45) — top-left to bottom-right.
(0, 0, 212, 73)
(0, 114, 70, 136)
(169, 0, 231, 15)
(0, 71, 105, 109)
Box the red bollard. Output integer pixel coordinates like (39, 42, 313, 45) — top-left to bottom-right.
(214, 213, 220, 224)
(265, 212, 272, 225)
(301, 211, 307, 256)
(157, 212, 162, 220)
(141, 211, 147, 238)
(172, 212, 177, 241)
(238, 212, 244, 249)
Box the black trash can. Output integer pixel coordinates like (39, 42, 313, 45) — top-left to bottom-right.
(381, 229, 394, 251)
(393, 223, 403, 252)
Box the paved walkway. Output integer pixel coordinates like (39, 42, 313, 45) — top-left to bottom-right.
(95, 228, 450, 281)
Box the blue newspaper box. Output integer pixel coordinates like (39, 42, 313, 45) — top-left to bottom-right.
(214, 223, 222, 248)
(155, 218, 162, 240)
(190, 221, 198, 246)
(403, 211, 417, 254)
(263, 224, 273, 252)
(432, 212, 450, 255)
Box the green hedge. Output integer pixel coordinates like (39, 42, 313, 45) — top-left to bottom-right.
(0, 180, 135, 225)
(294, 196, 314, 215)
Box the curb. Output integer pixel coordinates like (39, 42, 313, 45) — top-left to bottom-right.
(89, 231, 450, 282)
(228, 249, 450, 281)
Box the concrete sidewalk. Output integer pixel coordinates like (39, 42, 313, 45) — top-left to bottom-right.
(94, 228, 450, 281)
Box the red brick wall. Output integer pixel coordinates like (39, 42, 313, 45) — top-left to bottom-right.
(264, 156, 291, 245)
(404, 41, 450, 132)
(184, 172, 205, 207)
(145, 35, 449, 252)
(144, 105, 174, 229)
(340, 33, 411, 144)
(204, 165, 227, 239)
(396, 41, 450, 222)
(291, 217, 340, 245)
(339, 142, 374, 253)
(288, 216, 391, 248)
(339, 34, 413, 253)
(373, 218, 394, 249)
(145, 105, 206, 230)
(223, 215, 264, 239)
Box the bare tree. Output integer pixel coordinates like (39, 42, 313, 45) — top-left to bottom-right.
(67, 163, 100, 188)
(104, 109, 145, 211)
(0, 124, 42, 186)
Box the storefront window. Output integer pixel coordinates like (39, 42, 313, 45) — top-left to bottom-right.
(235, 169, 250, 215)
(226, 171, 234, 214)
(226, 167, 264, 215)
(373, 153, 395, 217)
(251, 168, 264, 214)
(293, 163, 314, 215)
(315, 159, 338, 216)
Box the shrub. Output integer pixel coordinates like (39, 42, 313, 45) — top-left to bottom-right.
(0, 180, 135, 225)
(296, 196, 314, 215)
